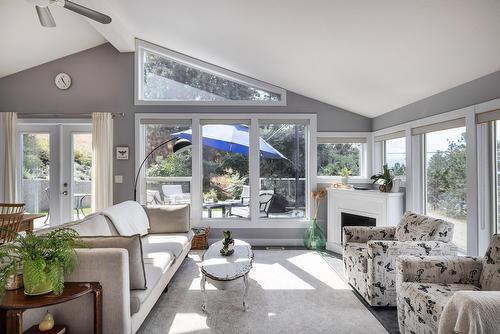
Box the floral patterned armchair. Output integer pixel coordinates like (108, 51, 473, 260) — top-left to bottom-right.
(396, 234, 500, 334)
(343, 211, 457, 307)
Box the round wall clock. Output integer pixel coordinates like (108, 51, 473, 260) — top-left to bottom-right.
(54, 72, 72, 90)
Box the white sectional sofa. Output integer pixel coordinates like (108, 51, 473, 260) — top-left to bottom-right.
(23, 201, 193, 334)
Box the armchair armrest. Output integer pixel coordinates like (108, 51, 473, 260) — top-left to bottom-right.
(396, 255, 483, 286)
(23, 248, 132, 334)
(343, 226, 396, 244)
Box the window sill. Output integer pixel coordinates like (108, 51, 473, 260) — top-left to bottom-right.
(194, 219, 319, 229)
(316, 176, 371, 184)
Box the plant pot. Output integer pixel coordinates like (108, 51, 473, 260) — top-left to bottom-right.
(304, 219, 326, 250)
(23, 263, 53, 296)
(5, 273, 23, 291)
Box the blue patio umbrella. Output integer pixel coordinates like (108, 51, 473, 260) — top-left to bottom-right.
(172, 124, 287, 159)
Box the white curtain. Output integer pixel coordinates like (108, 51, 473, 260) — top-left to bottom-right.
(91, 112, 113, 211)
(0, 112, 17, 202)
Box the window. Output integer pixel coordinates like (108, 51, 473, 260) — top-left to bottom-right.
(424, 126, 467, 250)
(201, 122, 250, 219)
(384, 137, 406, 176)
(260, 122, 306, 218)
(137, 114, 315, 226)
(317, 139, 364, 177)
(143, 121, 192, 206)
(136, 40, 286, 105)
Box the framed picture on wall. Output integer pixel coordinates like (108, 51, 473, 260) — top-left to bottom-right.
(116, 146, 129, 160)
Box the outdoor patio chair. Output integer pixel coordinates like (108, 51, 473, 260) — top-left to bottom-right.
(161, 185, 191, 204)
(231, 191, 274, 218)
(146, 190, 163, 205)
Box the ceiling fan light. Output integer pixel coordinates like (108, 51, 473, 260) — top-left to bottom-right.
(35, 5, 56, 27)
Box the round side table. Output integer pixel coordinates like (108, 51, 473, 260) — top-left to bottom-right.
(0, 282, 102, 334)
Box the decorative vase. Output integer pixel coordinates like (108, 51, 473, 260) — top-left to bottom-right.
(23, 263, 53, 296)
(304, 219, 326, 250)
(341, 176, 349, 185)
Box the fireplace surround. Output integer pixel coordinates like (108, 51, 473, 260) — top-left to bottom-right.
(326, 188, 404, 253)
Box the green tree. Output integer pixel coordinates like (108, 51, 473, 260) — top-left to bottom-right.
(426, 133, 466, 218)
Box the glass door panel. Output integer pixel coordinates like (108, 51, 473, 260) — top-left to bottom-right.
(21, 133, 51, 228)
(72, 133, 92, 220)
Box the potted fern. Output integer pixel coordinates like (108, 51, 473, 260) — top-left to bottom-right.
(370, 164, 394, 192)
(0, 228, 81, 296)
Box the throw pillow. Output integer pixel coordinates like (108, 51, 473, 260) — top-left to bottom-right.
(78, 234, 147, 290)
(145, 204, 190, 234)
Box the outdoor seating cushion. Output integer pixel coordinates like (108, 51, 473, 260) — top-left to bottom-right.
(130, 251, 174, 315)
(480, 234, 500, 290)
(395, 211, 454, 242)
(78, 234, 147, 290)
(102, 201, 150, 236)
(141, 231, 194, 259)
(145, 204, 190, 234)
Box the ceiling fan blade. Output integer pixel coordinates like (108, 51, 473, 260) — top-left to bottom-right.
(62, 0, 112, 24)
(35, 5, 56, 27)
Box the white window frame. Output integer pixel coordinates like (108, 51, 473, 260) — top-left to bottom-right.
(315, 132, 372, 183)
(135, 39, 287, 106)
(135, 113, 316, 229)
(373, 106, 479, 255)
(382, 134, 407, 181)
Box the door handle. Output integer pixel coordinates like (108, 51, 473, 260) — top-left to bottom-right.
(62, 190, 68, 196)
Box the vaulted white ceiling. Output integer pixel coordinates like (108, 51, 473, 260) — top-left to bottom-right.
(2, 0, 500, 117)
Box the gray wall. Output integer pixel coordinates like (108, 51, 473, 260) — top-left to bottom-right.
(0, 43, 370, 239)
(373, 70, 500, 130)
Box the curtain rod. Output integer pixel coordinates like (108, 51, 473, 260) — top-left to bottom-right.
(17, 112, 125, 119)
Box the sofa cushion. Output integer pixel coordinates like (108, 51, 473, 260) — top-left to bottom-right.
(145, 204, 190, 234)
(130, 252, 174, 315)
(141, 231, 194, 259)
(79, 235, 147, 290)
(395, 211, 454, 242)
(399, 282, 480, 332)
(480, 234, 500, 291)
(36, 214, 113, 237)
(102, 201, 150, 236)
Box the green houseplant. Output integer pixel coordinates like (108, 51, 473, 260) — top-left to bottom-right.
(0, 228, 81, 296)
(371, 164, 394, 192)
(340, 167, 352, 185)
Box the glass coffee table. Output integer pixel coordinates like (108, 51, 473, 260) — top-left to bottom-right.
(200, 239, 253, 311)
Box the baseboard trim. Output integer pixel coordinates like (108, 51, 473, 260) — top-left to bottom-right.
(208, 238, 304, 246)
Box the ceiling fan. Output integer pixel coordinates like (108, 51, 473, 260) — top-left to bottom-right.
(30, 0, 112, 27)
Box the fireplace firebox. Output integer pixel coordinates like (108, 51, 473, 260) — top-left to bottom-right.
(341, 212, 376, 242)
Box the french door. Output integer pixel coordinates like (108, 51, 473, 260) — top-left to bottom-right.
(17, 123, 92, 228)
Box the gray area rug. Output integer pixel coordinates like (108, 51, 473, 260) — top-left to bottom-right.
(138, 250, 388, 334)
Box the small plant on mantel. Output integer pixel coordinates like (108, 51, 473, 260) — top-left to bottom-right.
(0, 228, 81, 296)
(370, 164, 394, 192)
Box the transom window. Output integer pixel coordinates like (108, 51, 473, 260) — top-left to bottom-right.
(136, 40, 286, 105)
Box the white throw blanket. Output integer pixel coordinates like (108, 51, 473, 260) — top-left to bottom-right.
(102, 200, 150, 236)
(438, 291, 500, 334)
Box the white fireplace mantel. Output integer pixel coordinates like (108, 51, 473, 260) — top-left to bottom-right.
(326, 188, 404, 253)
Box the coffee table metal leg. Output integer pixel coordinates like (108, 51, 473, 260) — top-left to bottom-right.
(243, 274, 249, 311)
(201, 274, 207, 312)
